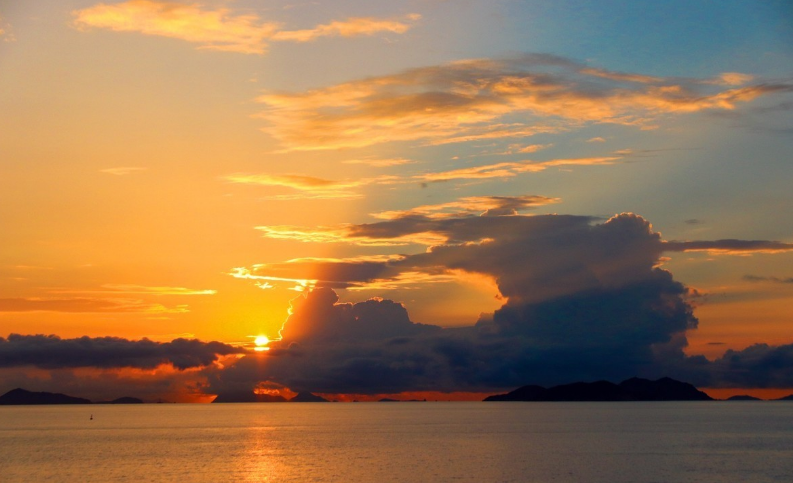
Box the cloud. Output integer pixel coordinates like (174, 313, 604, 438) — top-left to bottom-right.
(73, 0, 279, 54)
(100, 167, 147, 175)
(663, 239, 793, 254)
(414, 155, 622, 183)
(0, 334, 245, 370)
(587, 137, 606, 143)
(342, 158, 414, 167)
(370, 195, 560, 220)
(52, 284, 216, 295)
(271, 14, 420, 42)
(743, 275, 793, 284)
(0, 297, 189, 313)
(255, 53, 791, 150)
(224, 172, 399, 199)
(207, 208, 793, 394)
(227, 154, 619, 199)
(73, 1, 419, 54)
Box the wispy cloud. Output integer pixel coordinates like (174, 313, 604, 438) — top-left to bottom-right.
(371, 195, 560, 220)
(415, 156, 622, 183)
(50, 284, 216, 296)
(663, 240, 793, 255)
(255, 54, 788, 150)
(271, 14, 420, 42)
(342, 158, 415, 167)
(0, 297, 189, 314)
(100, 167, 147, 175)
(743, 275, 793, 284)
(228, 153, 623, 199)
(73, 1, 419, 54)
(223, 172, 399, 200)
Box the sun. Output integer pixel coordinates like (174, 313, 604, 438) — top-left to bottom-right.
(253, 335, 270, 352)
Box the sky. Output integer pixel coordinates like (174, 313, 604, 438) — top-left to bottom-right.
(1, 0, 792, 402)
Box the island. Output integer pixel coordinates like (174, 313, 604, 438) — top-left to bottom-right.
(289, 392, 329, 402)
(483, 377, 713, 401)
(0, 388, 92, 405)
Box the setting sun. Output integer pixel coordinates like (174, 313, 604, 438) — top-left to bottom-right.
(254, 335, 270, 352)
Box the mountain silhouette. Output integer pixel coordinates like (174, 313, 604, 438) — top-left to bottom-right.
(212, 391, 287, 403)
(289, 392, 329, 402)
(0, 388, 92, 405)
(484, 377, 712, 401)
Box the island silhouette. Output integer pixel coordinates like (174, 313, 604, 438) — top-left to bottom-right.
(3, 379, 793, 404)
(483, 377, 714, 401)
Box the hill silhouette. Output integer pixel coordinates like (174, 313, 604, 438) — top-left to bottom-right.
(0, 388, 91, 405)
(484, 377, 712, 401)
(212, 391, 287, 403)
(289, 392, 329, 402)
(96, 396, 145, 404)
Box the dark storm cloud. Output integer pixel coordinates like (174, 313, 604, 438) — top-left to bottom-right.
(212, 210, 793, 395)
(0, 334, 246, 370)
(210, 214, 704, 394)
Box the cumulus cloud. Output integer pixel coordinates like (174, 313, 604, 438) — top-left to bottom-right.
(207, 208, 793, 395)
(0, 334, 245, 370)
(255, 53, 791, 150)
(73, 1, 419, 54)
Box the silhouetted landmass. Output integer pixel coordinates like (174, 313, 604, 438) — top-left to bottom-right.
(289, 392, 329, 402)
(0, 388, 91, 405)
(726, 395, 763, 401)
(211, 391, 287, 403)
(378, 398, 427, 402)
(775, 394, 793, 401)
(483, 377, 713, 401)
(95, 397, 145, 404)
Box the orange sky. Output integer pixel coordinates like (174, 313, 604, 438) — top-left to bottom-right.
(1, 1, 793, 401)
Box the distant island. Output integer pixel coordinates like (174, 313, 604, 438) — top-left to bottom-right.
(484, 377, 714, 401)
(212, 391, 329, 403)
(95, 397, 145, 404)
(3, 382, 793, 404)
(0, 388, 91, 405)
(726, 395, 763, 401)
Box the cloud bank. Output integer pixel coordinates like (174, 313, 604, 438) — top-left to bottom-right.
(0, 334, 245, 370)
(255, 53, 791, 150)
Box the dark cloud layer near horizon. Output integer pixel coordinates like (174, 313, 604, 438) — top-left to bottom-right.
(0, 334, 246, 370)
(5, 211, 793, 397)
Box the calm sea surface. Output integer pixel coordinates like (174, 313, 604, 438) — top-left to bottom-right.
(2, 402, 792, 482)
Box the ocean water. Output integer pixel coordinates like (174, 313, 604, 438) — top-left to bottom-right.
(2, 402, 793, 482)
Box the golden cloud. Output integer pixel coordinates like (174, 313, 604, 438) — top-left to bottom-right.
(255, 55, 788, 150)
(271, 14, 420, 42)
(73, 1, 419, 54)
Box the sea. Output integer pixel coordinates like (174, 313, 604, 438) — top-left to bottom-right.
(2, 402, 792, 482)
